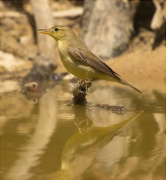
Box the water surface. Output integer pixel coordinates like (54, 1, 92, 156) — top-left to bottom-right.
(1, 80, 165, 180)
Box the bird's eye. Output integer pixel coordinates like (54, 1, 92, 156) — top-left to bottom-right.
(55, 28, 59, 32)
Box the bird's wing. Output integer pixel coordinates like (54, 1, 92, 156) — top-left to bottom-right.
(67, 45, 121, 80)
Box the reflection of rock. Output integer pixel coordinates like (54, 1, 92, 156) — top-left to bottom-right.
(1, 91, 34, 121)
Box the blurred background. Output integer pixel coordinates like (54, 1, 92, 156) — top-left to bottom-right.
(1, 0, 165, 180)
(1, 0, 165, 90)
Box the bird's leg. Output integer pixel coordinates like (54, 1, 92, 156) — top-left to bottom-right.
(77, 80, 92, 94)
(84, 78, 98, 91)
(84, 80, 93, 92)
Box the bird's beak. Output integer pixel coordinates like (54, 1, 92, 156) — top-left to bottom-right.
(37, 29, 52, 35)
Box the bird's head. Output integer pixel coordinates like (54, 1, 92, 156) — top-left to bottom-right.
(37, 26, 75, 41)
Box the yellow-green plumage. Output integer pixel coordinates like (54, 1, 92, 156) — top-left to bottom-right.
(38, 26, 141, 93)
(58, 39, 111, 81)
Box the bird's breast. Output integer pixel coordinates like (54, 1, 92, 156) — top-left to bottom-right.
(58, 46, 75, 71)
(57, 42, 103, 80)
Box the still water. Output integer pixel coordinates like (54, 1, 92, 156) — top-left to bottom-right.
(1, 80, 165, 180)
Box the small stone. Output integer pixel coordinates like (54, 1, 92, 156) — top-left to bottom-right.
(19, 36, 31, 45)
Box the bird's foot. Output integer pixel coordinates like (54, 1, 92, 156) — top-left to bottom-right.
(78, 80, 92, 92)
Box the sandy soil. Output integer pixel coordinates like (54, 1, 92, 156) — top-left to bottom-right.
(106, 44, 165, 93)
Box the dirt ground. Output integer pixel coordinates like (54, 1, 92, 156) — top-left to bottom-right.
(107, 42, 165, 93)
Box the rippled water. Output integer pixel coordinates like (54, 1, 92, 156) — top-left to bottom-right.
(1, 80, 165, 180)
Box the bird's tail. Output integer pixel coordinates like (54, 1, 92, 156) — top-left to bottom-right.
(120, 79, 142, 93)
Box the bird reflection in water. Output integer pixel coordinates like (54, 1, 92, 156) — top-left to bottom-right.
(73, 104, 125, 134)
(73, 105, 93, 134)
(52, 110, 143, 180)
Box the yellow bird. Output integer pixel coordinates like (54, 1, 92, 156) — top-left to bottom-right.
(38, 26, 141, 93)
